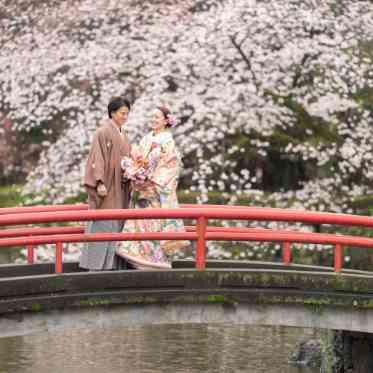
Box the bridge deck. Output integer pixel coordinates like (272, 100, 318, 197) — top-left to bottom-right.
(0, 260, 370, 278)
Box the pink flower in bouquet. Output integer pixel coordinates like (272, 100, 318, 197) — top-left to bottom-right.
(121, 144, 158, 184)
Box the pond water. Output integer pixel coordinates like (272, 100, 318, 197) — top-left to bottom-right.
(0, 324, 320, 373)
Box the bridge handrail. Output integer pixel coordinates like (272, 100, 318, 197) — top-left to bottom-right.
(2, 203, 373, 227)
(1, 225, 372, 248)
(0, 206, 373, 227)
(0, 225, 267, 238)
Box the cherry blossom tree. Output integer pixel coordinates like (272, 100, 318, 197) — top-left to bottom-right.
(1, 0, 373, 214)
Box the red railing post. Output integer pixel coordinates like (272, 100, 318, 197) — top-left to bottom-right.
(282, 242, 291, 265)
(334, 244, 343, 273)
(26, 244, 34, 264)
(55, 242, 63, 274)
(196, 216, 207, 270)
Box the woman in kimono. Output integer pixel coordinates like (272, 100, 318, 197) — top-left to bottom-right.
(116, 106, 189, 269)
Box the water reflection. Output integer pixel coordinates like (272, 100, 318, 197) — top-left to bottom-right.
(0, 324, 319, 373)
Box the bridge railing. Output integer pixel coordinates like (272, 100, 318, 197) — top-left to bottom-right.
(1, 204, 373, 273)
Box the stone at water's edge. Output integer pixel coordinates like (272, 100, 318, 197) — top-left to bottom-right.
(335, 331, 373, 373)
(295, 332, 341, 373)
(291, 331, 373, 373)
(289, 339, 321, 368)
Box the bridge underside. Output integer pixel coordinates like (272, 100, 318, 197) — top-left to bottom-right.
(1, 261, 373, 338)
(1, 299, 373, 339)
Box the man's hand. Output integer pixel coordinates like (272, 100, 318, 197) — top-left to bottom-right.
(97, 183, 108, 197)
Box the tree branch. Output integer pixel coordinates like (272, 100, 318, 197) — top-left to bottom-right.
(230, 34, 259, 87)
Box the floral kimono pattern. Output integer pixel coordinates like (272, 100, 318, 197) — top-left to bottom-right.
(116, 130, 189, 269)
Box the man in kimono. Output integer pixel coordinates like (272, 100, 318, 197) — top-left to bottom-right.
(79, 96, 131, 271)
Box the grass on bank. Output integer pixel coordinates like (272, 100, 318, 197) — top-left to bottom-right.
(0, 185, 260, 208)
(0, 185, 24, 208)
(5, 183, 373, 212)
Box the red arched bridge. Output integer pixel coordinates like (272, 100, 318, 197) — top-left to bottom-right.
(3, 203, 373, 371)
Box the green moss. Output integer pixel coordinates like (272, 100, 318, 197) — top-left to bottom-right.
(71, 290, 373, 312)
(303, 298, 331, 315)
(125, 296, 159, 304)
(257, 273, 274, 286)
(30, 303, 42, 312)
(320, 330, 335, 373)
(208, 295, 237, 306)
(79, 298, 111, 307)
(207, 295, 227, 303)
(46, 277, 65, 288)
(331, 274, 351, 291)
(360, 299, 373, 309)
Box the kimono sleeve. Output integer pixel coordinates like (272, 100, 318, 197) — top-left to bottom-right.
(85, 129, 109, 187)
(150, 139, 181, 196)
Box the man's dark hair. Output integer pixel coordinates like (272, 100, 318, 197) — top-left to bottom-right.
(108, 97, 131, 118)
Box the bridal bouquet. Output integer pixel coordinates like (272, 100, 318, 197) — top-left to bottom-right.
(121, 144, 159, 184)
